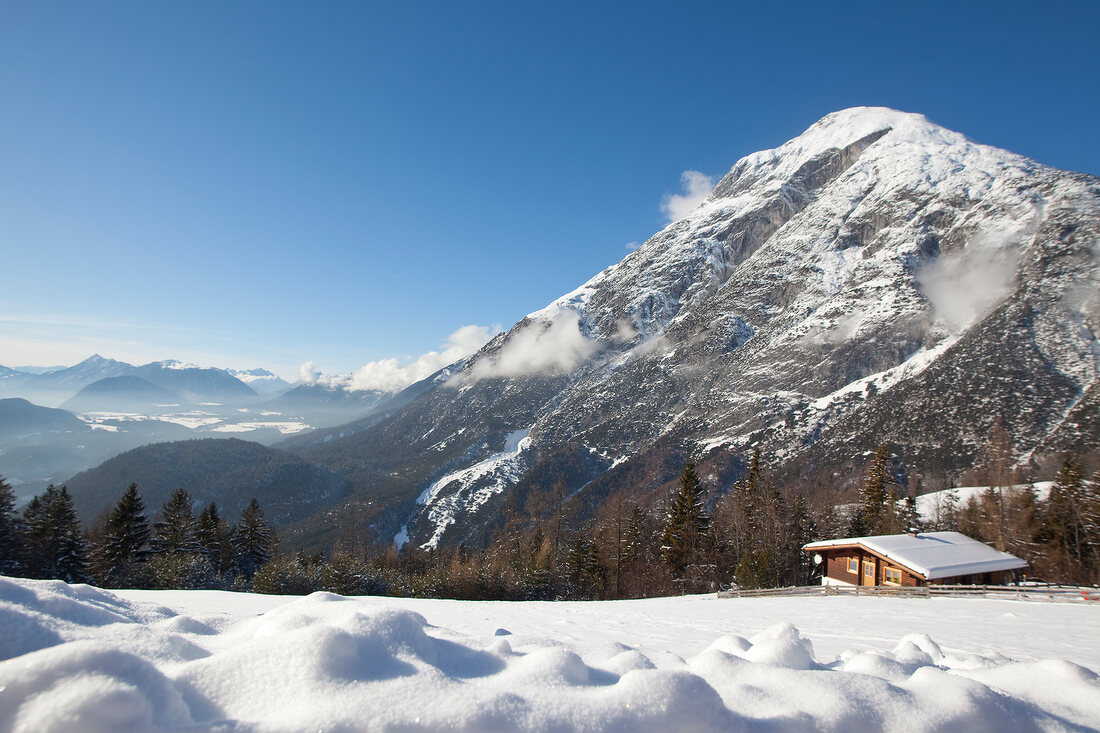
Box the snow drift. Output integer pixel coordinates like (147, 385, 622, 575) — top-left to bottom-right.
(2, 576, 1099, 732)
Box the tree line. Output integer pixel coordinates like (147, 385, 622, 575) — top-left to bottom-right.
(1, 445, 1096, 597)
(0, 479, 276, 590)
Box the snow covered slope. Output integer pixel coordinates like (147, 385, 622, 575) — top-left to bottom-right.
(2, 576, 1099, 732)
(292, 107, 1099, 549)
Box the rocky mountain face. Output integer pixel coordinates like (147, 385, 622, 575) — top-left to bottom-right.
(288, 107, 1099, 550)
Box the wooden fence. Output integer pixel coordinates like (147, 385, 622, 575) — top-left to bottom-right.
(717, 583, 1100, 603)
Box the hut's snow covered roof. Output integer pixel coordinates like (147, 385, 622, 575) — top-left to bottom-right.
(803, 531, 1027, 580)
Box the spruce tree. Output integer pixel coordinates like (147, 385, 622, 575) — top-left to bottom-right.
(0, 476, 24, 575)
(853, 444, 898, 535)
(97, 483, 151, 587)
(1041, 455, 1093, 572)
(148, 489, 214, 589)
(565, 533, 604, 597)
(731, 451, 765, 558)
(787, 495, 818, 586)
(152, 489, 201, 555)
(23, 485, 87, 583)
(233, 498, 275, 580)
(197, 502, 233, 576)
(620, 504, 645, 567)
(660, 459, 710, 578)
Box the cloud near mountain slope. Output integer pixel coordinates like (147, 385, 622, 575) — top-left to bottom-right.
(299, 324, 498, 393)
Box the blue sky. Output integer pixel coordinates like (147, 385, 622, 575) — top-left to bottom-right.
(2, 1, 1098, 384)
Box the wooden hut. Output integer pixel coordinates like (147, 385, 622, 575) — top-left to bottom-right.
(803, 531, 1027, 587)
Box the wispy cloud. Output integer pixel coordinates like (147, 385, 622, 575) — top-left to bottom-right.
(298, 325, 498, 393)
(452, 311, 600, 385)
(625, 241, 641, 252)
(917, 229, 1023, 331)
(661, 170, 715, 223)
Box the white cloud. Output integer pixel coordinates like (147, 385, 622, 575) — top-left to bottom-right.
(454, 312, 601, 385)
(613, 318, 638, 344)
(625, 241, 641, 252)
(917, 230, 1023, 331)
(298, 361, 322, 384)
(298, 325, 497, 394)
(661, 170, 715, 223)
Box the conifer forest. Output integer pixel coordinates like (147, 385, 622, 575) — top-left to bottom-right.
(2, 444, 1097, 599)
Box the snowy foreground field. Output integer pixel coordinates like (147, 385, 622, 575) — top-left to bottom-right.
(2, 577, 1099, 732)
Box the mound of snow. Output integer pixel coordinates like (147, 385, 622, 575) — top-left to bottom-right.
(2, 576, 1099, 732)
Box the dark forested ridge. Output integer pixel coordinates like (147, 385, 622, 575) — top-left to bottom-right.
(62, 439, 352, 528)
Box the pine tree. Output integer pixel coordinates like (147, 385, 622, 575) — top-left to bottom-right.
(853, 445, 898, 535)
(1041, 455, 1094, 576)
(96, 483, 151, 587)
(23, 485, 87, 582)
(620, 504, 644, 567)
(147, 489, 214, 589)
(1004, 483, 1041, 562)
(151, 489, 201, 555)
(233, 498, 275, 580)
(320, 551, 385, 596)
(660, 459, 710, 578)
(730, 451, 765, 559)
(787, 495, 818, 586)
(197, 502, 233, 577)
(565, 532, 604, 597)
(0, 476, 25, 575)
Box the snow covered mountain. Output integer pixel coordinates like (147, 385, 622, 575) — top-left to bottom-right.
(7, 354, 135, 406)
(228, 368, 291, 395)
(289, 107, 1099, 549)
(131, 360, 258, 403)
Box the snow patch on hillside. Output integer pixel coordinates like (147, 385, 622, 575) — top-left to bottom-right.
(915, 482, 1054, 524)
(412, 427, 533, 549)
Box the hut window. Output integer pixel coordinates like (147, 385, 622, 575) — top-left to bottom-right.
(847, 558, 859, 574)
(884, 567, 902, 585)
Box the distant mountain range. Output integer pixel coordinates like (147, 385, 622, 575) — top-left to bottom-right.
(0, 357, 400, 501)
(0, 355, 264, 408)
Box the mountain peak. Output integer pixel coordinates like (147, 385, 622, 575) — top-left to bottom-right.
(347, 107, 1099, 549)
